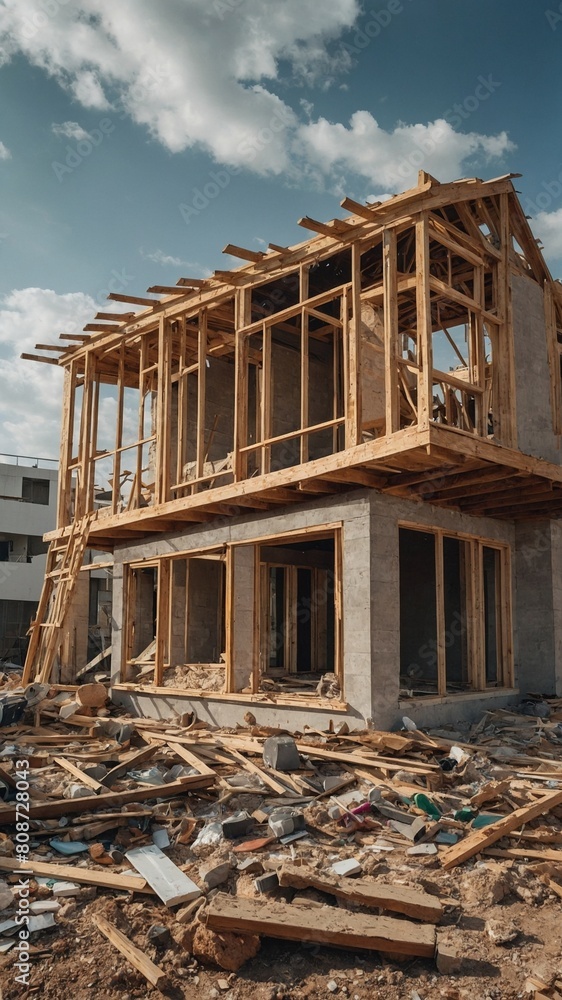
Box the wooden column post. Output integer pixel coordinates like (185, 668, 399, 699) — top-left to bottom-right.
(383, 228, 399, 435)
(496, 192, 517, 448)
(345, 243, 362, 448)
(416, 213, 433, 431)
(155, 316, 172, 504)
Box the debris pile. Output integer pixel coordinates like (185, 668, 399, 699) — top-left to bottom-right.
(1, 683, 562, 998)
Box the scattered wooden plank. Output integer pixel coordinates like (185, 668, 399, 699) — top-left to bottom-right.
(164, 740, 216, 777)
(125, 844, 202, 907)
(0, 856, 155, 894)
(219, 744, 292, 796)
(52, 756, 108, 793)
(100, 744, 160, 787)
(75, 645, 112, 680)
(93, 914, 169, 992)
(204, 896, 436, 957)
(278, 864, 443, 922)
(0, 765, 18, 790)
(441, 789, 562, 869)
(484, 847, 562, 863)
(0, 774, 214, 823)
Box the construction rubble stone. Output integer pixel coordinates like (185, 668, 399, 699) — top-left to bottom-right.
(0, 682, 562, 998)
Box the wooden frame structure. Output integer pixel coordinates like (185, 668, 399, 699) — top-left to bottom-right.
(21, 171, 562, 690)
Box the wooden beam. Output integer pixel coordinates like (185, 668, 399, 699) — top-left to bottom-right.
(146, 285, 187, 296)
(0, 856, 155, 895)
(0, 774, 214, 824)
(441, 788, 562, 869)
(94, 312, 136, 323)
(278, 863, 443, 922)
(21, 353, 60, 366)
(176, 277, 207, 288)
(108, 293, 160, 307)
(94, 915, 169, 992)
(204, 896, 436, 958)
(223, 243, 265, 263)
(383, 227, 400, 434)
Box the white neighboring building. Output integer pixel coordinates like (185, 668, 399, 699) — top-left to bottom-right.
(0, 457, 58, 665)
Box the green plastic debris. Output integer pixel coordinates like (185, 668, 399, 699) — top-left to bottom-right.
(454, 807, 476, 822)
(412, 793, 441, 819)
(471, 813, 502, 829)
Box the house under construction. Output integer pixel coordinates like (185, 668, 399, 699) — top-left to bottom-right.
(22, 171, 562, 730)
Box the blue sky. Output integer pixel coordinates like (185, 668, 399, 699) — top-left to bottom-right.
(0, 0, 561, 459)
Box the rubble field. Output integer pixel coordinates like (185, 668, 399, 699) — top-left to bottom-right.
(1, 675, 562, 1000)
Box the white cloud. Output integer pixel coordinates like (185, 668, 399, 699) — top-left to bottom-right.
(0, 1, 514, 188)
(141, 248, 189, 268)
(0, 141, 11, 160)
(534, 207, 562, 262)
(0, 287, 94, 459)
(51, 121, 91, 141)
(296, 112, 516, 194)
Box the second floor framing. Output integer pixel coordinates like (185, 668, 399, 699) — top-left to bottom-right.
(27, 172, 562, 548)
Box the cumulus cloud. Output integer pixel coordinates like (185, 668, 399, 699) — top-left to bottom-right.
(0, 287, 94, 459)
(0, 0, 514, 187)
(534, 207, 562, 262)
(0, 141, 11, 160)
(141, 248, 196, 270)
(296, 112, 516, 194)
(51, 121, 91, 141)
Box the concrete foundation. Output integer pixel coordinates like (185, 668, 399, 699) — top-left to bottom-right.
(109, 485, 549, 731)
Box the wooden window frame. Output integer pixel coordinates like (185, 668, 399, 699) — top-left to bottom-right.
(398, 521, 514, 696)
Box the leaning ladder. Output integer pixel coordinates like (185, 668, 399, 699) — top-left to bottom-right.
(22, 515, 91, 686)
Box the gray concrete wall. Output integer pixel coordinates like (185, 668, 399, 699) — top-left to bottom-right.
(515, 519, 562, 698)
(110, 490, 372, 728)
(109, 486, 529, 732)
(511, 274, 561, 464)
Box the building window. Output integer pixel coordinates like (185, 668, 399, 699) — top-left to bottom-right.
(21, 478, 50, 505)
(399, 525, 513, 697)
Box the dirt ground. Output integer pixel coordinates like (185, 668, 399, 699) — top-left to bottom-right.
(1, 698, 562, 1000)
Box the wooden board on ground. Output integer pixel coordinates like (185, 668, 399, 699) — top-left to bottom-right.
(0, 856, 155, 894)
(441, 788, 562, 869)
(94, 915, 169, 992)
(204, 895, 436, 958)
(278, 863, 443, 922)
(0, 773, 214, 823)
(100, 744, 160, 786)
(52, 756, 108, 793)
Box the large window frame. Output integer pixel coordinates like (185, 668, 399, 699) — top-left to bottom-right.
(399, 522, 513, 697)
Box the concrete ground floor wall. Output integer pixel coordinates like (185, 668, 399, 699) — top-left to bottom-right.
(109, 488, 561, 732)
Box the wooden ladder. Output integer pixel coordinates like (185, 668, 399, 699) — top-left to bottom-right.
(22, 515, 91, 686)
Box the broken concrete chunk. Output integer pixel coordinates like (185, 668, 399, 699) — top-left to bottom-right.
(389, 816, 426, 843)
(263, 735, 301, 772)
(201, 861, 232, 889)
(331, 859, 362, 877)
(222, 811, 254, 840)
(268, 809, 305, 839)
(407, 843, 438, 856)
(254, 872, 279, 894)
(436, 943, 464, 975)
(236, 857, 263, 875)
